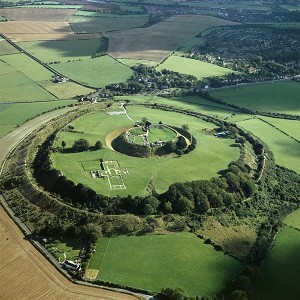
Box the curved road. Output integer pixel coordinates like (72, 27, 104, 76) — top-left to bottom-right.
(0, 108, 139, 300)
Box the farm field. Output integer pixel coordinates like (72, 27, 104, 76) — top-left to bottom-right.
(52, 105, 239, 196)
(156, 55, 239, 79)
(0, 21, 73, 35)
(52, 55, 134, 87)
(119, 4, 144, 12)
(253, 226, 300, 300)
(0, 20, 100, 41)
(0, 100, 75, 137)
(1, 53, 53, 81)
(0, 8, 77, 22)
(117, 58, 158, 67)
(88, 233, 242, 296)
(210, 81, 300, 115)
(237, 118, 300, 173)
(107, 15, 238, 61)
(0, 40, 20, 56)
(259, 116, 300, 141)
(0, 205, 138, 300)
(17, 39, 102, 63)
(42, 81, 95, 99)
(19, 4, 82, 8)
(0, 60, 55, 103)
(70, 15, 149, 33)
(284, 209, 300, 230)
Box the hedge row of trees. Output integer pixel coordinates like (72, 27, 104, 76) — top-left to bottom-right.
(33, 127, 257, 217)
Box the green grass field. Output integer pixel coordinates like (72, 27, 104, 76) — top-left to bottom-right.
(41, 81, 95, 99)
(52, 105, 239, 196)
(70, 15, 148, 33)
(238, 118, 300, 173)
(1, 53, 53, 82)
(0, 40, 20, 56)
(17, 39, 102, 63)
(210, 81, 300, 115)
(115, 94, 250, 122)
(19, 4, 82, 8)
(0, 100, 75, 137)
(52, 55, 134, 87)
(0, 62, 55, 103)
(88, 233, 241, 296)
(259, 116, 300, 141)
(284, 209, 300, 230)
(119, 4, 144, 12)
(156, 55, 239, 79)
(128, 125, 176, 145)
(45, 237, 82, 262)
(253, 226, 300, 300)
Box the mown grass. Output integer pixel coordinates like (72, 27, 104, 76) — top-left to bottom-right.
(45, 237, 82, 262)
(115, 94, 250, 122)
(17, 39, 102, 63)
(0, 100, 75, 137)
(52, 105, 239, 196)
(89, 233, 241, 296)
(210, 81, 300, 115)
(253, 226, 300, 300)
(70, 15, 148, 33)
(52, 55, 134, 87)
(156, 55, 239, 79)
(238, 117, 300, 173)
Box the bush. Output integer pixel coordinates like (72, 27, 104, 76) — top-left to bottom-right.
(73, 139, 90, 152)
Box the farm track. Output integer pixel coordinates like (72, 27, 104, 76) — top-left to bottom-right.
(0, 108, 140, 300)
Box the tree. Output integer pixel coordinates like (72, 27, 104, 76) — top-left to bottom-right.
(176, 136, 187, 150)
(181, 124, 189, 131)
(61, 141, 66, 149)
(174, 196, 194, 214)
(80, 223, 102, 244)
(94, 140, 103, 150)
(235, 136, 246, 145)
(158, 287, 187, 300)
(72, 139, 90, 152)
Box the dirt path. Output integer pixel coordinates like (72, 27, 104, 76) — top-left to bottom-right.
(0, 108, 139, 300)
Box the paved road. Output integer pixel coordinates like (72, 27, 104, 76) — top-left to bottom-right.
(0, 107, 73, 169)
(0, 108, 141, 300)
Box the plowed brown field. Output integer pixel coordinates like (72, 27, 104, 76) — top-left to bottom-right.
(0, 21, 73, 34)
(0, 205, 138, 300)
(0, 8, 77, 22)
(107, 15, 237, 61)
(0, 21, 100, 41)
(7, 33, 101, 42)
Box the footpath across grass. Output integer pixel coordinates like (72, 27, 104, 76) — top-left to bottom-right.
(88, 233, 241, 296)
